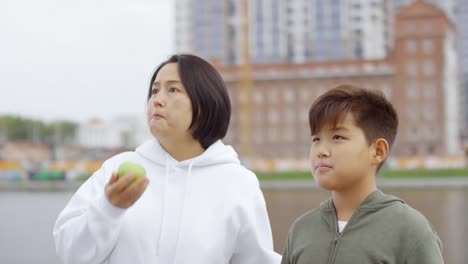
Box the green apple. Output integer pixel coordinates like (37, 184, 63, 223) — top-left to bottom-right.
(117, 162, 146, 180)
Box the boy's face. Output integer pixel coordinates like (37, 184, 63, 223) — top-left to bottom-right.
(310, 112, 376, 192)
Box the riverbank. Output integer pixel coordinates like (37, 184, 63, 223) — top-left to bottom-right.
(3, 177, 468, 192)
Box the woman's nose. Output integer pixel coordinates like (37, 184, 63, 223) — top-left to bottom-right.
(152, 92, 165, 107)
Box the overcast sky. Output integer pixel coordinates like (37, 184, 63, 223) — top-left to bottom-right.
(0, 0, 174, 123)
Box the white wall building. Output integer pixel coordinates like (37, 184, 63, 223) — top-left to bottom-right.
(76, 116, 152, 149)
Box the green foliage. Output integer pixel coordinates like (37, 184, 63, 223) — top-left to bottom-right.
(0, 115, 77, 144)
(256, 168, 468, 181)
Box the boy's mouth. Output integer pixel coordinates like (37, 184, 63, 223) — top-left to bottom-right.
(314, 163, 332, 171)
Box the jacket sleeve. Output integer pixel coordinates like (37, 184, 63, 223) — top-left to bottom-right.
(53, 161, 127, 264)
(230, 182, 282, 264)
(280, 235, 291, 264)
(404, 229, 444, 264)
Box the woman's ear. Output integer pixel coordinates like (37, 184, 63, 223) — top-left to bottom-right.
(371, 138, 389, 166)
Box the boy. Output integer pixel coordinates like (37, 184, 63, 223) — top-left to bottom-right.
(281, 85, 444, 264)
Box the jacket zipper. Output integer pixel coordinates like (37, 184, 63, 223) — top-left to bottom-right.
(327, 232, 341, 264)
(327, 206, 362, 264)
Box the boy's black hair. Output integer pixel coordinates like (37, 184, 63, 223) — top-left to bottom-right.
(309, 84, 398, 170)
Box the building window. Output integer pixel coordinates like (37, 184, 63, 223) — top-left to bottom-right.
(268, 110, 279, 124)
(284, 89, 295, 103)
(409, 127, 418, 140)
(268, 128, 278, 142)
(424, 21, 433, 31)
(410, 146, 418, 155)
(405, 40, 417, 54)
(428, 145, 435, 155)
(406, 22, 416, 33)
(425, 105, 435, 121)
(254, 90, 264, 103)
(255, 130, 263, 144)
(423, 82, 436, 98)
(423, 60, 435, 77)
(300, 88, 310, 102)
(429, 127, 437, 138)
(422, 39, 434, 54)
(255, 111, 263, 123)
(285, 109, 295, 123)
(268, 89, 278, 104)
(284, 127, 295, 142)
(406, 61, 417, 77)
(407, 106, 418, 121)
(371, 1, 381, 8)
(406, 82, 418, 99)
(352, 16, 362, 23)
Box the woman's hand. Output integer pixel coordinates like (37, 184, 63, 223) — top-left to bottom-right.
(105, 172, 149, 208)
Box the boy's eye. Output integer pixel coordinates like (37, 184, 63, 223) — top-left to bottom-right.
(332, 135, 344, 140)
(312, 137, 320, 142)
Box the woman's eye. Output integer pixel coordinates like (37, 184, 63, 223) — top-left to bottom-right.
(169, 87, 178, 93)
(151, 89, 158, 94)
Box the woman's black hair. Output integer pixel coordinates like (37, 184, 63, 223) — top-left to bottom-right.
(148, 54, 231, 149)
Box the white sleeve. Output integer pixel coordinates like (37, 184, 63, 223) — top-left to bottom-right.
(230, 184, 282, 264)
(53, 161, 127, 264)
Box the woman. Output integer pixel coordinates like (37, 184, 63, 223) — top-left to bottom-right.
(53, 54, 281, 264)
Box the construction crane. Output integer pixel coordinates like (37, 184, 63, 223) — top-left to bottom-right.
(239, 0, 253, 158)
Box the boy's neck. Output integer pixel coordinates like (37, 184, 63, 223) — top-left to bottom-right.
(332, 177, 377, 222)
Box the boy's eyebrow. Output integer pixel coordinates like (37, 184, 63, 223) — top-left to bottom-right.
(331, 126, 350, 132)
(311, 126, 349, 136)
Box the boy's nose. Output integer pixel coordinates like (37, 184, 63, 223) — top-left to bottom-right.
(315, 143, 330, 158)
(317, 151, 329, 158)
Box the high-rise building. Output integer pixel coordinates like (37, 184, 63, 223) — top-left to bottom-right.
(175, 0, 392, 65)
(220, 1, 460, 159)
(175, 0, 228, 64)
(455, 0, 468, 138)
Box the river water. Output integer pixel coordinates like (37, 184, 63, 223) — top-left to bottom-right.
(1, 178, 467, 263)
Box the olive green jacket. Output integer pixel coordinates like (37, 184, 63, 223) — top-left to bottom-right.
(281, 189, 444, 264)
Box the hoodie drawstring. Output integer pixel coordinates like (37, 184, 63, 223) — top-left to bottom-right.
(156, 156, 194, 258)
(172, 160, 194, 262)
(156, 154, 169, 256)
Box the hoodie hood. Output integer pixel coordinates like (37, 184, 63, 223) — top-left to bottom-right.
(321, 189, 404, 213)
(135, 138, 240, 168)
(320, 189, 405, 229)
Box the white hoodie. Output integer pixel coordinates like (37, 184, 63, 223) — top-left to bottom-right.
(53, 139, 281, 264)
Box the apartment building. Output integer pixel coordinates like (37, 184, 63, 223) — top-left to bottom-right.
(175, 0, 392, 65)
(220, 1, 460, 159)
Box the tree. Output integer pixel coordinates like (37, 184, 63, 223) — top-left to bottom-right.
(0, 115, 77, 145)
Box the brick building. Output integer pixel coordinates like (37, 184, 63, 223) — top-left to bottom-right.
(219, 1, 461, 161)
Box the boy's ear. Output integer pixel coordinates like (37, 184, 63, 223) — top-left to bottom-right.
(371, 138, 389, 166)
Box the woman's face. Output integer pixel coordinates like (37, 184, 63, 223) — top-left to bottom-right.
(147, 63, 194, 141)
